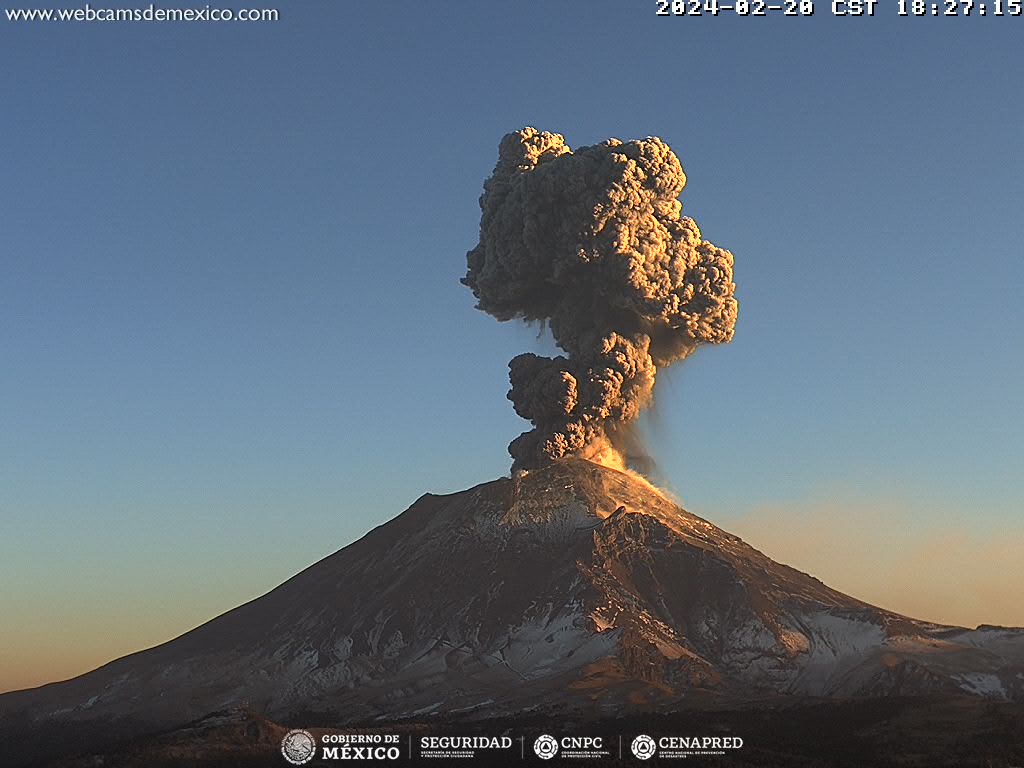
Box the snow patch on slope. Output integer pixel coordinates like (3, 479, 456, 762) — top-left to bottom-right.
(788, 611, 888, 695)
(955, 673, 1007, 699)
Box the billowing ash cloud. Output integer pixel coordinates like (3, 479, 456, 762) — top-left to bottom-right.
(463, 128, 738, 471)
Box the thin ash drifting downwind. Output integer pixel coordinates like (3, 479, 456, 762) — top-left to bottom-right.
(463, 128, 738, 472)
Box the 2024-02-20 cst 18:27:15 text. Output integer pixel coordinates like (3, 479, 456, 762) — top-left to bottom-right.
(656, 0, 1022, 15)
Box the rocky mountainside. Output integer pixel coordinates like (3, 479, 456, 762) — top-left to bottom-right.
(3, 459, 1023, 764)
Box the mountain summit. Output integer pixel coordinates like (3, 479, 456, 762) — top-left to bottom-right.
(3, 459, 1023, 762)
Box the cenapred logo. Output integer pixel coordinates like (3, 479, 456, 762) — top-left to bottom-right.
(281, 729, 317, 765)
(631, 734, 657, 760)
(533, 734, 559, 760)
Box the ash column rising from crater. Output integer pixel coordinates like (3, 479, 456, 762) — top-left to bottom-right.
(462, 128, 738, 472)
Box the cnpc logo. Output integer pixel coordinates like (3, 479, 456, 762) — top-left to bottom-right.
(533, 734, 604, 759)
(533, 734, 558, 759)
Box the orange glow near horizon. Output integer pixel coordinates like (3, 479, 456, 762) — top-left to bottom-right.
(5, 506, 1022, 695)
(729, 500, 1024, 630)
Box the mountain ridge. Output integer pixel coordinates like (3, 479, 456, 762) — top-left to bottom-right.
(3, 458, 1023, 765)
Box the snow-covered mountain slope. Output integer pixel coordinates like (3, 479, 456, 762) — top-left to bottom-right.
(3, 459, 1023, 743)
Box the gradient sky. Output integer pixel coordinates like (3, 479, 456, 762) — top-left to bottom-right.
(2, 2, 1022, 693)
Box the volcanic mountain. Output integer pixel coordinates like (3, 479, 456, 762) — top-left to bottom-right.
(3, 459, 1023, 764)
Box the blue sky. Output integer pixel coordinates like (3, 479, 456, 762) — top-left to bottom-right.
(2, 2, 1021, 691)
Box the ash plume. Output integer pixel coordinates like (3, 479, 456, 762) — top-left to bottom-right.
(463, 128, 738, 471)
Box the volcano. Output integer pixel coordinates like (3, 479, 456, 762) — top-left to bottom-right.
(3, 459, 1023, 765)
